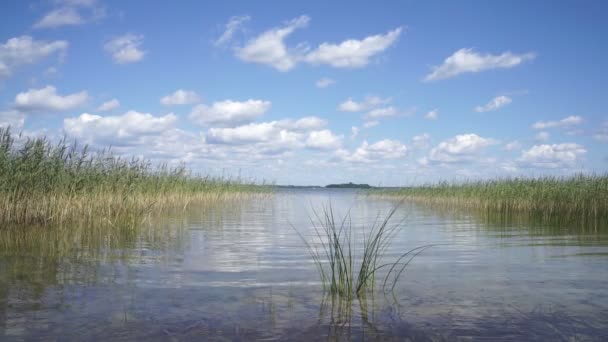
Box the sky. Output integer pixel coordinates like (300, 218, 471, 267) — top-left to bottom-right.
(1, 0, 607, 186)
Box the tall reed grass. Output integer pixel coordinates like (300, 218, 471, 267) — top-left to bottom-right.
(375, 175, 608, 228)
(295, 203, 431, 299)
(0, 127, 268, 227)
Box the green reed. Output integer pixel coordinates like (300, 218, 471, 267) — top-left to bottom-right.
(295, 203, 431, 299)
(0, 127, 269, 227)
(375, 175, 608, 229)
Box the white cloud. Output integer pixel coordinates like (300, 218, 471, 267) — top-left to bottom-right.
(518, 143, 586, 168)
(204, 119, 340, 159)
(34, 7, 83, 28)
(532, 115, 583, 130)
(316, 77, 335, 88)
(190, 99, 271, 126)
(366, 107, 397, 119)
(424, 48, 535, 81)
(504, 140, 521, 151)
(35, 0, 104, 29)
(336, 139, 407, 163)
(206, 121, 302, 148)
(279, 116, 327, 131)
(424, 109, 438, 120)
(236, 15, 310, 71)
(428, 133, 496, 163)
(593, 122, 608, 143)
(97, 98, 120, 111)
(337, 96, 390, 112)
(474, 95, 512, 112)
(363, 120, 379, 128)
(351, 126, 359, 140)
(54, 0, 97, 7)
(160, 89, 201, 105)
(14, 85, 88, 112)
(104, 34, 145, 64)
(364, 106, 414, 120)
(304, 27, 403, 68)
(215, 15, 250, 46)
(535, 131, 550, 142)
(235, 16, 401, 71)
(305, 129, 343, 149)
(0, 36, 67, 79)
(412, 133, 431, 148)
(64, 111, 177, 144)
(0, 110, 25, 130)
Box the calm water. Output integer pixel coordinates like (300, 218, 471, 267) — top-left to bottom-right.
(1, 189, 607, 341)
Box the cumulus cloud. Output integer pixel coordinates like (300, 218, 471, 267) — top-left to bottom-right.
(235, 16, 402, 71)
(215, 15, 250, 46)
(203, 119, 342, 163)
(0, 110, 25, 130)
(474, 95, 512, 112)
(336, 139, 407, 163)
(504, 140, 521, 151)
(424, 48, 535, 81)
(412, 133, 431, 148)
(207, 122, 279, 144)
(205, 122, 301, 151)
(0, 36, 67, 79)
(338, 96, 390, 112)
(535, 131, 550, 142)
(34, 0, 103, 29)
(428, 133, 496, 163)
(34, 7, 84, 29)
(316, 77, 335, 88)
(305, 129, 343, 149)
(97, 98, 119, 111)
(278, 116, 327, 131)
(518, 143, 586, 168)
(532, 115, 583, 130)
(160, 89, 201, 105)
(364, 106, 414, 120)
(14, 85, 88, 112)
(190, 99, 271, 126)
(304, 27, 402, 68)
(363, 120, 379, 128)
(424, 109, 438, 120)
(64, 110, 177, 144)
(104, 34, 145, 64)
(351, 126, 359, 140)
(236, 15, 310, 72)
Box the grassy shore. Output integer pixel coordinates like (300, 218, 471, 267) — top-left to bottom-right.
(0, 128, 268, 227)
(375, 175, 608, 228)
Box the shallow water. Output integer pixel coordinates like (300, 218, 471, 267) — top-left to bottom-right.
(1, 189, 607, 341)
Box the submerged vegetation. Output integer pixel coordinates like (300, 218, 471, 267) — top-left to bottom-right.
(375, 175, 608, 229)
(295, 203, 431, 299)
(0, 127, 267, 227)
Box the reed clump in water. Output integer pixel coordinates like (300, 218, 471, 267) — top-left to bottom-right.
(375, 175, 608, 228)
(0, 127, 268, 227)
(295, 203, 430, 300)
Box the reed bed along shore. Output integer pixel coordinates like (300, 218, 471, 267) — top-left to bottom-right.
(0, 128, 269, 227)
(374, 175, 608, 228)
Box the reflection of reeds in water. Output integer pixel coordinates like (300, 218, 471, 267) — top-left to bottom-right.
(0, 127, 269, 227)
(295, 203, 431, 300)
(375, 175, 608, 230)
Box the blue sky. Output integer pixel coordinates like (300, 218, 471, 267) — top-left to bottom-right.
(1, 0, 607, 185)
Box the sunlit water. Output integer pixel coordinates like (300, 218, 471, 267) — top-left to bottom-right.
(1, 189, 607, 340)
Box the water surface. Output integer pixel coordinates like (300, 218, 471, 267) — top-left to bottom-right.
(1, 189, 607, 340)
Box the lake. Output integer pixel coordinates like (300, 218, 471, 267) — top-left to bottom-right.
(1, 189, 607, 340)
